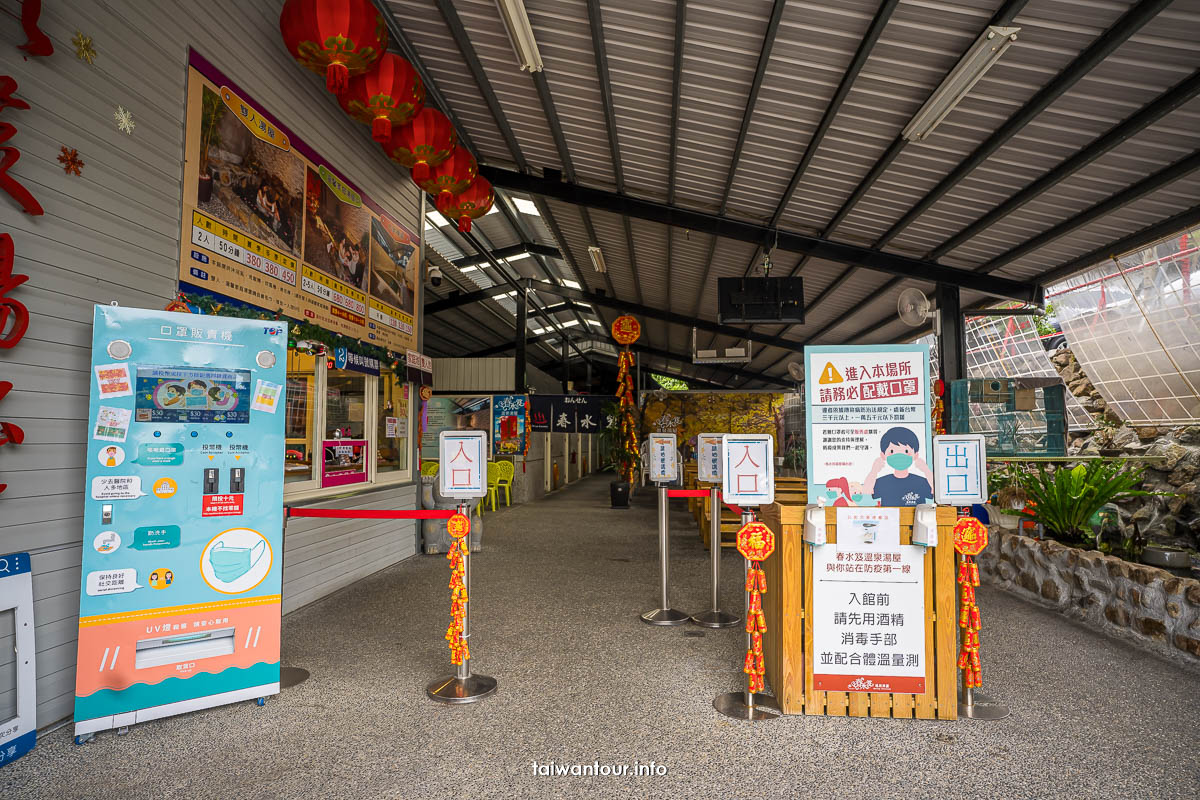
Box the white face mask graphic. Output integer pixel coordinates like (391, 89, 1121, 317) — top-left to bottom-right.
(208, 540, 266, 584)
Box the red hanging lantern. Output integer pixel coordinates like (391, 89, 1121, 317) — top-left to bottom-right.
(340, 53, 424, 143)
(381, 107, 457, 182)
(279, 0, 388, 96)
(414, 146, 477, 213)
(441, 176, 493, 233)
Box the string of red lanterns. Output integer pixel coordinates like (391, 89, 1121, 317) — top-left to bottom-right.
(279, 0, 493, 232)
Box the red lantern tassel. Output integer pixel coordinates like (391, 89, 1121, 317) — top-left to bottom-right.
(436, 190, 454, 213)
(372, 116, 391, 143)
(327, 62, 350, 96)
(458, 216, 472, 233)
(412, 161, 430, 182)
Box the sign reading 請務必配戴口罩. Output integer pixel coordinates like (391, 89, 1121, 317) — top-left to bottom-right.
(811, 507, 927, 694)
(805, 345, 932, 509)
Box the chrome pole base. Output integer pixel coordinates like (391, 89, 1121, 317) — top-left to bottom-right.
(279, 666, 310, 689)
(960, 689, 1010, 720)
(641, 608, 691, 625)
(426, 673, 498, 704)
(690, 609, 741, 628)
(713, 691, 781, 721)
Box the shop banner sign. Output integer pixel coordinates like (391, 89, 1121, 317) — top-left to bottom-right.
(74, 306, 287, 738)
(721, 434, 774, 506)
(405, 349, 433, 386)
(932, 434, 988, 505)
(648, 433, 678, 483)
(421, 395, 491, 458)
(179, 52, 420, 353)
(528, 394, 605, 434)
(440, 430, 487, 499)
(697, 433, 722, 483)
(493, 394, 526, 456)
(804, 344, 933, 508)
(812, 507, 926, 694)
(0, 552, 36, 766)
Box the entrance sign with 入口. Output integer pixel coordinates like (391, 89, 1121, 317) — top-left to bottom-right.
(812, 507, 926, 694)
(439, 430, 487, 498)
(721, 434, 774, 506)
(648, 433, 678, 483)
(697, 433, 722, 483)
(805, 344, 932, 509)
(932, 434, 988, 505)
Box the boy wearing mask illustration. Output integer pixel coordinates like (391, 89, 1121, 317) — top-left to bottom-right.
(863, 426, 933, 507)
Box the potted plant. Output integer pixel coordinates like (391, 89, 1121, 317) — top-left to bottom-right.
(197, 89, 225, 203)
(1004, 460, 1160, 549)
(600, 401, 636, 508)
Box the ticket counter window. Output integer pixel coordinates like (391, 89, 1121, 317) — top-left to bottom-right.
(322, 367, 368, 487)
(377, 369, 410, 477)
(284, 351, 316, 485)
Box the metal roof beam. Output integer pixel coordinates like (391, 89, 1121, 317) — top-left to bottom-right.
(452, 242, 561, 269)
(480, 166, 1042, 302)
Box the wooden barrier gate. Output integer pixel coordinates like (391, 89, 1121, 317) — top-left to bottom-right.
(759, 504, 958, 720)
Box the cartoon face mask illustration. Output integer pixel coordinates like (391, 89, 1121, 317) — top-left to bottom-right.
(208, 540, 266, 584)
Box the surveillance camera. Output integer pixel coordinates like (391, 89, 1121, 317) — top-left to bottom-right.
(429, 264, 443, 288)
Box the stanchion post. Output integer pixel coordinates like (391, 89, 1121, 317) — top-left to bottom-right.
(641, 484, 689, 625)
(692, 486, 740, 628)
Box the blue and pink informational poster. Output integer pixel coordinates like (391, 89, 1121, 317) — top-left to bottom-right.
(74, 306, 287, 738)
(804, 344, 933, 509)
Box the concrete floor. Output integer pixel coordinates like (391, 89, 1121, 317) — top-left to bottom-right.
(4, 475, 1198, 799)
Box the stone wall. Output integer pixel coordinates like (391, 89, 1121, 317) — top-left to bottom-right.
(978, 531, 1200, 668)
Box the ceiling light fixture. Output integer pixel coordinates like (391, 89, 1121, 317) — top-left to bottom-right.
(587, 246, 607, 274)
(495, 0, 544, 73)
(902, 25, 1020, 142)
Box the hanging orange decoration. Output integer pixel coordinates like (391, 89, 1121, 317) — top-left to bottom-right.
(279, 0, 387, 96)
(953, 516, 987, 688)
(446, 512, 470, 540)
(414, 145, 477, 213)
(382, 106, 457, 182)
(340, 52, 424, 143)
(440, 175, 493, 233)
(737, 520, 774, 694)
(611, 315, 641, 345)
(419, 384, 433, 402)
(614, 349, 639, 484)
(445, 540, 469, 665)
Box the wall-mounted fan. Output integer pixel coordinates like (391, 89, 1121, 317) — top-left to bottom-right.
(897, 287, 938, 328)
(787, 361, 803, 385)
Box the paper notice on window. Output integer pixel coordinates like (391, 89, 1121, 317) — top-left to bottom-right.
(93, 406, 133, 442)
(94, 363, 133, 398)
(385, 416, 405, 438)
(251, 379, 282, 413)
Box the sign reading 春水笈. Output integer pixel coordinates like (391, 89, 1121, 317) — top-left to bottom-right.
(805, 344, 932, 508)
(811, 507, 926, 694)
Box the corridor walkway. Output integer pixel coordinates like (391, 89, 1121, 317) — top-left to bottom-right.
(3, 476, 1197, 799)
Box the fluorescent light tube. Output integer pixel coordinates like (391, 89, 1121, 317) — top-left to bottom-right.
(587, 246, 606, 274)
(902, 26, 1019, 142)
(496, 0, 544, 72)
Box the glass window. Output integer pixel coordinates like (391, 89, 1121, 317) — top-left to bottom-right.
(322, 367, 369, 487)
(285, 350, 316, 485)
(377, 369, 410, 476)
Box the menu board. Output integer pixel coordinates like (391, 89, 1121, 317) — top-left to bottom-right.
(179, 52, 419, 352)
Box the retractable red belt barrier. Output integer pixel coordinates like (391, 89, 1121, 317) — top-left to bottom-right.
(285, 507, 455, 520)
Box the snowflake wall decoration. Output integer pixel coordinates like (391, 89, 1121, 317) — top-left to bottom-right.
(58, 147, 84, 176)
(114, 106, 135, 135)
(72, 32, 96, 64)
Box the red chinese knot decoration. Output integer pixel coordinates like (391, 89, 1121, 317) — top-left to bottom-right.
(737, 520, 773, 693)
(382, 106, 457, 183)
(446, 512, 470, 540)
(611, 314, 641, 346)
(954, 516, 987, 688)
(445, 540, 469, 665)
(279, 0, 387, 96)
(339, 52, 424, 143)
(440, 175, 493, 233)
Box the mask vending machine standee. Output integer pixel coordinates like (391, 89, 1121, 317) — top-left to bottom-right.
(74, 306, 287, 742)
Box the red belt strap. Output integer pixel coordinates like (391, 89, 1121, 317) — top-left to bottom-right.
(286, 508, 456, 520)
(666, 489, 712, 498)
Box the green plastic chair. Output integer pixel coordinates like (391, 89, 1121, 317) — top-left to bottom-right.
(484, 461, 501, 513)
(495, 460, 515, 507)
(420, 461, 439, 477)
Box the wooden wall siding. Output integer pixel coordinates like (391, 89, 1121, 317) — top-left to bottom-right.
(759, 504, 959, 720)
(0, 0, 425, 728)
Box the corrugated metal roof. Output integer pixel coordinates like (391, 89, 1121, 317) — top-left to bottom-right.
(386, 0, 1200, 388)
